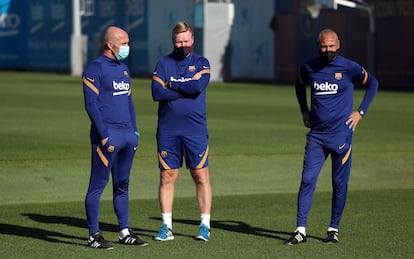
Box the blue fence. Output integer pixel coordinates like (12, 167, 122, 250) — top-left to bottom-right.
(0, 0, 149, 74)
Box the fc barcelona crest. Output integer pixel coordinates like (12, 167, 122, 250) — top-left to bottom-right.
(335, 72, 342, 80)
(188, 65, 196, 72)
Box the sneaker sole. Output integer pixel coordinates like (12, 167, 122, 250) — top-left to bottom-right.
(136, 242, 149, 246)
(88, 245, 114, 250)
(284, 242, 304, 245)
(153, 236, 174, 241)
(119, 241, 149, 246)
(284, 240, 306, 245)
(195, 235, 209, 241)
(88, 242, 114, 250)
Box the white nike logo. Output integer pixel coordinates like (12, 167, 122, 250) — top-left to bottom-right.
(199, 151, 206, 157)
(339, 144, 346, 150)
(86, 77, 95, 82)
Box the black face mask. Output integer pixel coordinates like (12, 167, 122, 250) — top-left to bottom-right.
(319, 50, 338, 63)
(171, 46, 192, 60)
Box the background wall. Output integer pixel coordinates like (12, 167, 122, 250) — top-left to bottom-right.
(0, 0, 413, 88)
(0, 0, 274, 81)
(229, 0, 275, 81)
(273, 0, 414, 89)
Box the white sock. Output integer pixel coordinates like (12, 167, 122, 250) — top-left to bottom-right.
(296, 226, 306, 236)
(162, 213, 172, 230)
(328, 227, 338, 233)
(200, 213, 211, 229)
(119, 228, 130, 239)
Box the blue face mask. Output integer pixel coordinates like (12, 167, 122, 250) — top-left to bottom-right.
(114, 45, 130, 60)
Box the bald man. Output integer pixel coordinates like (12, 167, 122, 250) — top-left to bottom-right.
(83, 26, 147, 249)
(284, 28, 378, 245)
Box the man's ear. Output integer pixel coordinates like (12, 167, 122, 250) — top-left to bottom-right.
(106, 41, 114, 51)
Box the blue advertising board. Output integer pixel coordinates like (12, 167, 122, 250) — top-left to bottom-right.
(27, 0, 71, 71)
(0, 0, 149, 74)
(82, 0, 148, 74)
(0, 0, 26, 69)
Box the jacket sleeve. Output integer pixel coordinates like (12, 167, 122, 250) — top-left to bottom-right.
(82, 63, 108, 140)
(295, 66, 309, 114)
(151, 75, 184, 101)
(358, 68, 379, 114)
(168, 58, 211, 97)
(128, 91, 138, 132)
(151, 60, 184, 101)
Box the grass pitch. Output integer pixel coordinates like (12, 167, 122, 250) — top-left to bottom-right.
(0, 72, 413, 258)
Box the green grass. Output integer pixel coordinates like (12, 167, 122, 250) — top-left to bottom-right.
(1, 190, 413, 258)
(0, 71, 413, 258)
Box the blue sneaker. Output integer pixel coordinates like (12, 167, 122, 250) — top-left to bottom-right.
(195, 224, 210, 241)
(154, 224, 174, 241)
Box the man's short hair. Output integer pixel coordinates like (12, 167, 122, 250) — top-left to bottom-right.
(172, 21, 193, 38)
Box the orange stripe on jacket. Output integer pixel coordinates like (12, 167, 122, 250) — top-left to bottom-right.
(83, 77, 99, 95)
(199, 69, 211, 75)
(362, 68, 368, 85)
(152, 76, 167, 88)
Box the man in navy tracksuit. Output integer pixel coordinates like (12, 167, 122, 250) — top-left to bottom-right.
(285, 28, 378, 245)
(151, 22, 212, 242)
(82, 26, 147, 249)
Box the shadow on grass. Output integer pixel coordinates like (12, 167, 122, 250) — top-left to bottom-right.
(14, 213, 323, 245)
(150, 217, 319, 242)
(0, 223, 84, 246)
(18, 213, 155, 244)
(21, 214, 198, 240)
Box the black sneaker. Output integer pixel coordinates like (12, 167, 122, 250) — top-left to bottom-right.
(323, 231, 338, 243)
(88, 231, 114, 249)
(119, 228, 148, 246)
(284, 231, 307, 245)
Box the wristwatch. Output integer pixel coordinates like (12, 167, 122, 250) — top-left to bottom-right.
(358, 109, 365, 117)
